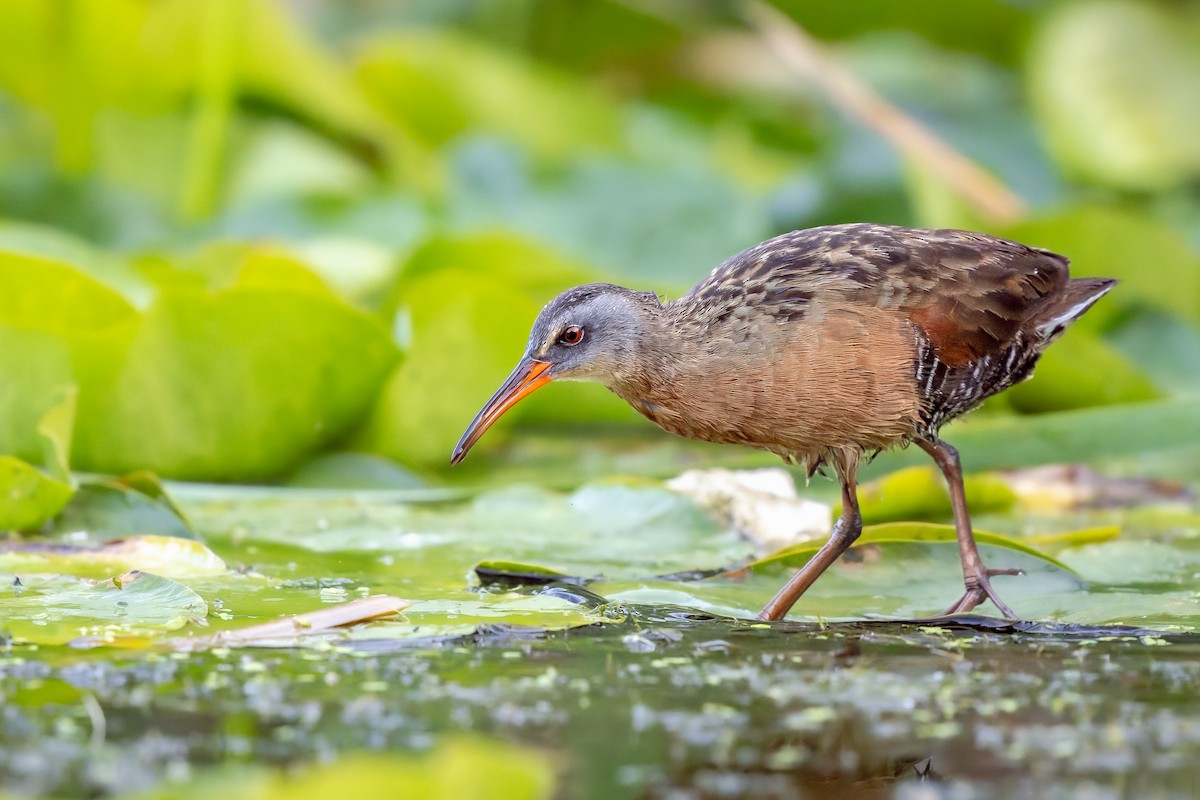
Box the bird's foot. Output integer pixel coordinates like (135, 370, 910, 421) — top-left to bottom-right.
(940, 567, 1023, 619)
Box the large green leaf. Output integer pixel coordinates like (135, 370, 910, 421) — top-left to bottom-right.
(0, 247, 397, 480)
(71, 282, 395, 479)
(746, 522, 1073, 574)
(1027, 0, 1200, 190)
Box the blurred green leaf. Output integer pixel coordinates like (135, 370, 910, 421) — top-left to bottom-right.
(72, 281, 396, 480)
(0, 388, 76, 532)
(355, 31, 622, 160)
(283, 452, 427, 490)
(132, 739, 553, 800)
(446, 139, 771, 287)
(0, 457, 73, 532)
(855, 466, 1015, 525)
(0, 247, 396, 480)
(1027, 0, 1200, 190)
(865, 396, 1200, 478)
(358, 233, 638, 467)
(48, 475, 196, 542)
(1005, 330, 1162, 413)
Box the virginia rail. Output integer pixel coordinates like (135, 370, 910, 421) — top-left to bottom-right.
(452, 223, 1115, 620)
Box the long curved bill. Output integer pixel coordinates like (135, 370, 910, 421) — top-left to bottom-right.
(451, 357, 553, 464)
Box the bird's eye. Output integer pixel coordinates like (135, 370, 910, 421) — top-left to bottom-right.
(558, 325, 585, 346)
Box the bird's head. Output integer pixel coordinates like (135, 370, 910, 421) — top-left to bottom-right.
(451, 283, 661, 464)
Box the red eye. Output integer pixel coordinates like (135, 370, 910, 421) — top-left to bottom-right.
(559, 325, 584, 345)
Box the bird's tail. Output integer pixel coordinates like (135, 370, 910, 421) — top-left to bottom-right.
(1030, 278, 1117, 344)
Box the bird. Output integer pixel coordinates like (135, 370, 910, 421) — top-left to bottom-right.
(451, 223, 1116, 621)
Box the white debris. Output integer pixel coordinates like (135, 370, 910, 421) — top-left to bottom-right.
(667, 468, 832, 555)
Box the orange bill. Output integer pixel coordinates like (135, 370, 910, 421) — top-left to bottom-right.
(451, 358, 553, 464)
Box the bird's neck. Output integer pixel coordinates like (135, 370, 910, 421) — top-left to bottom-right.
(603, 305, 709, 417)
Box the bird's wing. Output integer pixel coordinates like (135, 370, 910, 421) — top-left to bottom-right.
(680, 223, 1070, 366)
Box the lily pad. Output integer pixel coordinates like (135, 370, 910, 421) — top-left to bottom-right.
(745, 522, 1074, 573)
(0, 536, 226, 580)
(0, 570, 208, 645)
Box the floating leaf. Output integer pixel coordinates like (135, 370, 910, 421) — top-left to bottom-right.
(0, 570, 208, 645)
(283, 452, 428, 490)
(474, 560, 588, 588)
(1027, 526, 1121, 551)
(0, 535, 225, 580)
(746, 522, 1073, 574)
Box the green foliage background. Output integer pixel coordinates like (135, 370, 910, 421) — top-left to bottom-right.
(0, 0, 1198, 501)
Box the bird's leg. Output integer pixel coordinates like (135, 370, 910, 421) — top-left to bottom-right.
(916, 437, 1022, 618)
(756, 464, 861, 621)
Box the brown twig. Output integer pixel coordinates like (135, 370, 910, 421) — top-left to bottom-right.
(741, 1, 1027, 224)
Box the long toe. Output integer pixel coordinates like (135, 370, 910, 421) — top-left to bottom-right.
(941, 569, 1020, 619)
(940, 589, 984, 616)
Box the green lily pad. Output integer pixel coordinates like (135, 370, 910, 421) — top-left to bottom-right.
(746, 522, 1074, 574)
(0, 570, 208, 645)
(0, 535, 226, 580)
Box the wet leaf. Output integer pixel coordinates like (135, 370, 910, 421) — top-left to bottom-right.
(0, 570, 208, 645)
(474, 560, 588, 588)
(0, 535, 225, 580)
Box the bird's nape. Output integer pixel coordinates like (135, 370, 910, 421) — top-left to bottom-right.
(451, 356, 553, 464)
